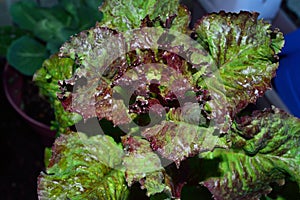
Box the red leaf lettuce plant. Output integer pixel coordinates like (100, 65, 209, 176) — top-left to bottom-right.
(35, 0, 300, 199)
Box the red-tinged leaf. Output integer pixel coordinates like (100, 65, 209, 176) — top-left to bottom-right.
(201, 149, 287, 200)
(122, 135, 169, 196)
(143, 103, 227, 167)
(194, 11, 284, 129)
(38, 132, 129, 199)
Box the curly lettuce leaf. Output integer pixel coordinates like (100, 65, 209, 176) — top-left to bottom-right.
(201, 149, 286, 200)
(143, 102, 228, 167)
(44, 7, 287, 199)
(57, 23, 212, 125)
(99, 0, 189, 32)
(122, 135, 169, 196)
(56, 11, 285, 170)
(33, 55, 82, 133)
(58, 26, 133, 125)
(59, 24, 225, 168)
(231, 108, 300, 184)
(34, 55, 74, 100)
(201, 108, 300, 199)
(38, 132, 129, 200)
(194, 11, 284, 125)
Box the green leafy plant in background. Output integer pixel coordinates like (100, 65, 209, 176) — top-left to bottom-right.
(0, 0, 103, 76)
(35, 0, 300, 199)
(1, 0, 103, 134)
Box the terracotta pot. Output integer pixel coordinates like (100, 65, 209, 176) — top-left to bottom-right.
(3, 63, 55, 147)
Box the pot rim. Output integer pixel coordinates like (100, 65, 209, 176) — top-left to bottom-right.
(3, 62, 55, 133)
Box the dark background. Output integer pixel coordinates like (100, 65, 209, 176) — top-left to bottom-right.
(0, 57, 45, 199)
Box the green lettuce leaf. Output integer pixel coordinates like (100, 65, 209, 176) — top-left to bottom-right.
(34, 55, 74, 101)
(122, 135, 169, 196)
(38, 132, 129, 200)
(143, 102, 228, 167)
(194, 11, 284, 128)
(37, 0, 287, 198)
(201, 149, 286, 200)
(58, 21, 225, 168)
(33, 55, 82, 133)
(99, 0, 189, 32)
(58, 26, 133, 125)
(231, 108, 300, 184)
(201, 108, 300, 199)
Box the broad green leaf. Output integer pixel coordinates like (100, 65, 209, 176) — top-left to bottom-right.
(7, 36, 49, 76)
(38, 132, 129, 200)
(86, 0, 104, 10)
(33, 18, 65, 42)
(10, 1, 71, 36)
(122, 135, 169, 196)
(10, 1, 42, 31)
(59, 0, 103, 30)
(46, 40, 66, 55)
(194, 11, 284, 123)
(0, 26, 27, 56)
(9, 0, 103, 57)
(76, 5, 103, 31)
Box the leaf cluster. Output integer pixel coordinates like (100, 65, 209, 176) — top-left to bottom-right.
(35, 0, 299, 199)
(0, 0, 103, 75)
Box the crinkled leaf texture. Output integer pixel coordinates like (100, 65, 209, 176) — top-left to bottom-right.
(194, 11, 284, 130)
(57, 24, 226, 167)
(36, 0, 288, 198)
(57, 10, 282, 164)
(143, 103, 228, 167)
(99, 0, 189, 32)
(201, 108, 300, 200)
(122, 135, 169, 196)
(38, 132, 129, 200)
(33, 54, 82, 134)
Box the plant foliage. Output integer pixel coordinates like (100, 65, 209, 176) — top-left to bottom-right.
(0, 0, 103, 75)
(36, 0, 299, 199)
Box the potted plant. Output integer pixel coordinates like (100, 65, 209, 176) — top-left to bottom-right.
(36, 0, 299, 199)
(1, 0, 103, 144)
